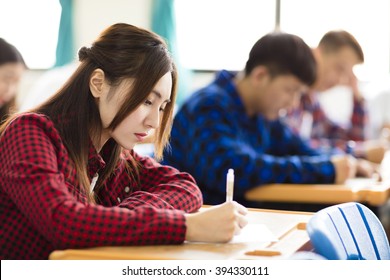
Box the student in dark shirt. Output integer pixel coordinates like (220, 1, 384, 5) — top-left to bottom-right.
(284, 30, 386, 163)
(164, 32, 374, 206)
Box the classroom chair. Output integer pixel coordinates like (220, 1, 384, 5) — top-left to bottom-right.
(306, 202, 390, 260)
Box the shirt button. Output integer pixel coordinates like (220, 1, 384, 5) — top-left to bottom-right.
(124, 186, 130, 193)
(117, 197, 121, 203)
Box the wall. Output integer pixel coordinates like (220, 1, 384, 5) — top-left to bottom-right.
(73, 0, 152, 49)
(17, 0, 213, 107)
(18, 0, 147, 104)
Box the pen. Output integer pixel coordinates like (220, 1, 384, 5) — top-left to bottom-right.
(226, 168, 234, 202)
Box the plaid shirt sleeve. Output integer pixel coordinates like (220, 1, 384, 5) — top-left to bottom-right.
(0, 114, 192, 259)
(114, 151, 203, 213)
(349, 97, 367, 141)
(310, 96, 367, 152)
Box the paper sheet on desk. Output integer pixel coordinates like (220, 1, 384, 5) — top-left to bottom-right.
(230, 224, 278, 244)
(345, 178, 379, 189)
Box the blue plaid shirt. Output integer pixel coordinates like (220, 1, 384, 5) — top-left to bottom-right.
(163, 70, 335, 205)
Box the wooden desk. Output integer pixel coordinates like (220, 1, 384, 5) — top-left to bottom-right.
(49, 208, 312, 260)
(245, 181, 390, 206)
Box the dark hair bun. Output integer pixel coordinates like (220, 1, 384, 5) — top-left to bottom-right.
(78, 46, 90, 62)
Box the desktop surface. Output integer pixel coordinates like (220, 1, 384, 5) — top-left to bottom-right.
(245, 181, 390, 206)
(49, 208, 312, 260)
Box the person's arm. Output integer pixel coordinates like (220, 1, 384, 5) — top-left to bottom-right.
(116, 151, 203, 213)
(336, 72, 367, 142)
(348, 96, 367, 141)
(310, 93, 366, 150)
(0, 115, 187, 248)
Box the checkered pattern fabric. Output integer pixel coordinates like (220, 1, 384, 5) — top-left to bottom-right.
(0, 113, 202, 259)
(163, 70, 335, 205)
(284, 91, 367, 153)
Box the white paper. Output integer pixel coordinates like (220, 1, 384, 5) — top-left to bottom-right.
(345, 178, 378, 190)
(230, 224, 278, 244)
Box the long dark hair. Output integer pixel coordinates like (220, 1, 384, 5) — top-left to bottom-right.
(1, 23, 177, 202)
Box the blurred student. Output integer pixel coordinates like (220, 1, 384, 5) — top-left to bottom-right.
(0, 23, 247, 260)
(163, 32, 373, 206)
(284, 30, 386, 163)
(0, 38, 26, 123)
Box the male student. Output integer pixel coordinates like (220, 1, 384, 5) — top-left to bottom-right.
(163, 32, 374, 206)
(284, 30, 386, 163)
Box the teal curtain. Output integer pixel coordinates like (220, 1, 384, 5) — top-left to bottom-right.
(152, 0, 192, 107)
(54, 0, 74, 67)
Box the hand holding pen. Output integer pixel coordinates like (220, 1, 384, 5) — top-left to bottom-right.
(184, 168, 248, 243)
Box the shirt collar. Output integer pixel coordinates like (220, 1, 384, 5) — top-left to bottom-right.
(215, 70, 246, 112)
(216, 70, 265, 125)
(87, 138, 116, 178)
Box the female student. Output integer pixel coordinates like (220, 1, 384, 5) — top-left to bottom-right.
(0, 38, 26, 123)
(0, 23, 247, 259)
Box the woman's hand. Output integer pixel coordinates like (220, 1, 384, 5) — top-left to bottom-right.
(184, 201, 248, 243)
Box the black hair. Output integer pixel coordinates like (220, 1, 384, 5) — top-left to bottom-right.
(245, 32, 316, 86)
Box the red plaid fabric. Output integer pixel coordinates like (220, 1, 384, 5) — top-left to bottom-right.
(0, 113, 202, 259)
(285, 92, 367, 152)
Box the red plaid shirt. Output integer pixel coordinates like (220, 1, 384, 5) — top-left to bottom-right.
(285, 92, 366, 153)
(0, 113, 202, 259)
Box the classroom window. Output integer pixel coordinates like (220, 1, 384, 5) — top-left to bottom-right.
(176, 0, 390, 78)
(0, 0, 61, 69)
(175, 0, 276, 71)
(280, 0, 390, 79)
